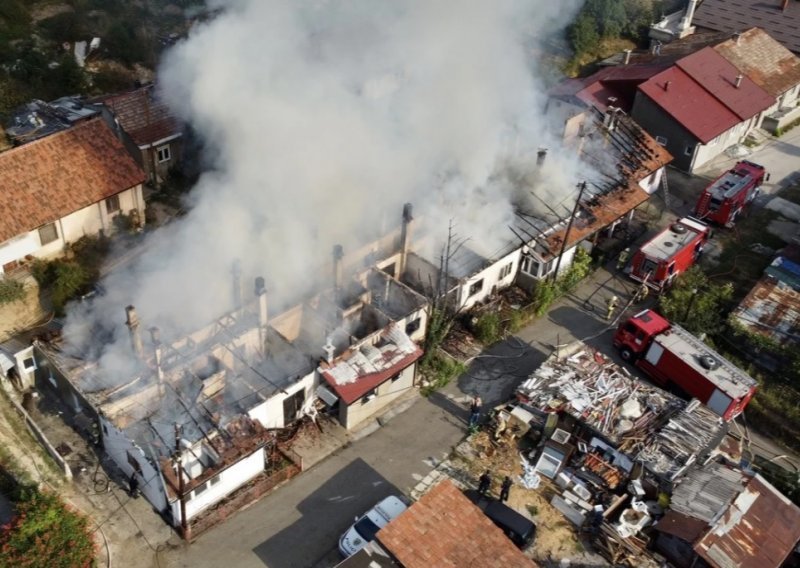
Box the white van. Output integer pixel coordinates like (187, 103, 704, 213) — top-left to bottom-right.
(338, 495, 407, 557)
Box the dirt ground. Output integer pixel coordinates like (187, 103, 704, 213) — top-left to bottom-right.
(461, 431, 589, 563)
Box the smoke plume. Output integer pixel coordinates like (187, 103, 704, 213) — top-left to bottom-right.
(63, 0, 588, 374)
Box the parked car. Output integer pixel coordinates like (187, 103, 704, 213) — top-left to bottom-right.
(338, 495, 408, 557)
(464, 489, 537, 549)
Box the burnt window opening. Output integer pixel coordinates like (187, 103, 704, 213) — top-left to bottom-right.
(468, 279, 484, 297)
(405, 317, 421, 336)
(362, 389, 377, 404)
(391, 374, 401, 383)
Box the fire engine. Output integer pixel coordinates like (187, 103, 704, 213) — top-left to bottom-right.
(629, 217, 710, 290)
(695, 160, 766, 227)
(614, 310, 757, 421)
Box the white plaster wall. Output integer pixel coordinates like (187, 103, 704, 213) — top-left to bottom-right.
(247, 370, 317, 429)
(458, 248, 521, 311)
(183, 448, 265, 521)
(0, 234, 39, 274)
(100, 417, 169, 513)
(59, 203, 105, 243)
(342, 363, 416, 430)
(638, 168, 664, 195)
(394, 306, 428, 343)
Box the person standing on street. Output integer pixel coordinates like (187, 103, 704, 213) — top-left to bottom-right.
(478, 470, 491, 497)
(468, 395, 482, 430)
(500, 476, 512, 503)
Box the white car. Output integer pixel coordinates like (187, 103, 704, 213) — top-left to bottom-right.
(338, 495, 408, 557)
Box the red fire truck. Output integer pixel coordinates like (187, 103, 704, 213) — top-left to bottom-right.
(695, 160, 766, 227)
(629, 217, 710, 290)
(613, 310, 757, 421)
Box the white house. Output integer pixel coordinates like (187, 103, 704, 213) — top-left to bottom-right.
(0, 118, 146, 275)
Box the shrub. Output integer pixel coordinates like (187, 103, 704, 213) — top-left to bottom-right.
(473, 312, 502, 345)
(0, 278, 25, 305)
(420, 351, 466, 396)
(0, 489, 96, 568)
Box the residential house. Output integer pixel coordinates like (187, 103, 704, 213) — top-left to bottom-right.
(632, 47, 775, 172)
(732, 243, 800, 347)
(714, 28, 800, 134)
(31, 204, 429, 534)
(95, 84, 183, 186)
(374, 479, 536, 568)
(0, 118, 146, 275)
(691, 0, 800, 55)
(654, 461, 800, 568)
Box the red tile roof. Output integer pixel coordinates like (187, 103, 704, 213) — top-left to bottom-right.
(0, 119, 146, 243)
(639, 66, 741, 143)
(675, 47, 775, 120)
(97, 85, 181, 147)
(377, 480, 537, 568)
(550, 65, 668, 112)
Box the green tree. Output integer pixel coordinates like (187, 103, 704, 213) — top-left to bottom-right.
(569, 12, 600, 56)
(0, 489, 96, 568)
(658, 267, 733, 335)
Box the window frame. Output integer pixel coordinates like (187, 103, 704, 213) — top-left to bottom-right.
(106, 194, 121, 214)
(38, 222, 58, 246)
(468, 279, 484, 297)
(156, 144, 171, 163)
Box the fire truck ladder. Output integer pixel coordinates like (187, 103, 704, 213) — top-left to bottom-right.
(660, 168, 671, 213)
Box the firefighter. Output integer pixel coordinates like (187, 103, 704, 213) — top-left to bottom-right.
(605, 295, 619, 321)
(616, 247, 630, 271)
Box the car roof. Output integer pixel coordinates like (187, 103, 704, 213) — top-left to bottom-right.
(372, 496, 408, 521)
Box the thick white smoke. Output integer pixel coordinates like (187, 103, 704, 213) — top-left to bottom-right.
(63, 0, 588, 373)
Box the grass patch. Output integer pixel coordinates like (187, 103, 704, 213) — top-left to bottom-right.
(420, 351, 466, 396)
(0, 277, 25, 305)
(563, 37, 637, 77)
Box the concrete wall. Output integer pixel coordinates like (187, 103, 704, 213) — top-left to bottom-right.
(181, 447, 264, 521)
(0, 185, 144, 275)
(457, 248, 521, 312)
(546, 98, 589, 143)
(394, 306, 428, 344)
(638, 167, 665, 195)
(341, 362, 416, 430)
(247, 370, 317, 429)
(100, 416, 169, 513)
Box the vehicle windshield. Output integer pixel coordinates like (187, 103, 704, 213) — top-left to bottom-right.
(353, 516, 382, 542)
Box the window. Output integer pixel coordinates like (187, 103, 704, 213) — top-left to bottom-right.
(520, 256, 540, 277)
(194, 482, 208, 497)
(23, 357, 36, 372)
(106, 194, 120, 214)
(498, 262, 513, 280)
(156, 144, 171, 163)
(405, 317, 421, 336)
(655, 135, 668, 146)
(38, 223, 58, 246)
(391, 374, 401, 383)
(208, 474, 221, 486)
(468, 279, 484, 297)
(684, 145, 694, 156)
(362, 389, 377, 404)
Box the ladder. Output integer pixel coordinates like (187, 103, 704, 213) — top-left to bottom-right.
(660, 168, 672, 213)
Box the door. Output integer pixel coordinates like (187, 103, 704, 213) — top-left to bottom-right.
(283, 389, 305, 426)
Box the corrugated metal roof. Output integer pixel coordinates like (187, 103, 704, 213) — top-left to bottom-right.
(695, 475, 800, 568)
(714, 27, 800, 98)
(669, 462, 749, 523)
(693, 0, 800, 55)
(638, 66, 740, 143)
(676, 47, 775, 120)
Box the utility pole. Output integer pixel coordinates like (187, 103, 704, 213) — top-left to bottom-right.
(174, 423, 190, 541)
(551, 181, 588, 282)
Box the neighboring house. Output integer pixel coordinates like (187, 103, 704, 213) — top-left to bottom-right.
(632, 47, 775, 172)
(375, 480, 536, 568)
(95, 84, 183, 186)
(0, 118, 146, 275)
(714, 28, 800, 134)
(654, 461, 800, 568)
(733, 244, 800, 347)
(691, 0, 800, 55)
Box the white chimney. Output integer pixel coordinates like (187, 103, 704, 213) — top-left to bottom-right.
(623, 49, 632, 65)
(125, 306, 144, 359)
(680, 0, 699, 31)
(150, 327, 165, 395)
(323, 336, 335, 364)
(399, 203, 413, 276)
(735, 74, 743, 88)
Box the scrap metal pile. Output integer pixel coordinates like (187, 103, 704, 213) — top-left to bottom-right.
(516, 347, 678, 445)
(516, 344, 725, 482)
